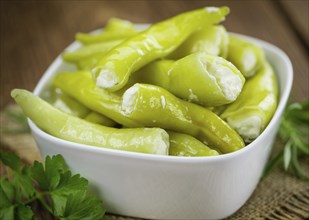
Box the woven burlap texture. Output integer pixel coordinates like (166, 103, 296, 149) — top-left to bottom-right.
(1, 105, 308, 220)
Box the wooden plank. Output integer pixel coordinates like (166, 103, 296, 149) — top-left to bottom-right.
(0, 0, 308, 109)
(280, 0, 309, 47)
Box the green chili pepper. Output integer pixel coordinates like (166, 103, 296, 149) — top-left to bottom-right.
(92, 6, 230, 91)
(76, 18, 138, 45)
(39, 87, 90, 118)
(11, 89, 169, 155)
(220, 61, 278, 143)
(168, 25, 229, 59)
(84, 111, 117, 127)
(121, 83, 245, 153)
(52, 92, 90, 118)
(210, 105, 227, 116)
(227, 35, 265, 78)
(76, 31, 136, 45)
(168, 131, 219, 156)
(63, 40, 123, 63)
(47, 88, 117, 127)
(76, 53, 105, 70)
(132, 52, 245, 107)
(104, 17, 137, 32)
(130, 59, 173, 88)
(53, 70, 140, 127)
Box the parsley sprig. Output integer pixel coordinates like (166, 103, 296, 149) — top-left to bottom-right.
(0, 151, 105, 219)
(264, 99, 309, 180)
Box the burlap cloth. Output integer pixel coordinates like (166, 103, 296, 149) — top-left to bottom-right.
(1, 105, 308, 220)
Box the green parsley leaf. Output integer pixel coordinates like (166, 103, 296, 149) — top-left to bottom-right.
(15, 205, 33, 220)
(0, 179, 15, 208)
(58, 192, 105, 220)
(0, 206, 14, 220)
(0, 151, 21, 173)
(13, 174, 36, 201)
(31, 161, 49, 190)
(0, 153, 36, 202)
(50, 171, 88, 216)
(31, 155, 69, 191)
(0, 151, 105, 219)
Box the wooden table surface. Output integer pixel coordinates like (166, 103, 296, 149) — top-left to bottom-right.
(0, 0, 308, 219)
(0, 0, 308, 109)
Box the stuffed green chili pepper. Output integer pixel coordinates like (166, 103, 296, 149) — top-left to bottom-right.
(53, 70, 140, 127)
(11, 89, 169, 155)
(220, 61, 278, 143)
(132, 52, 245, 107)
(92, 6, 230, 91)
(227, 35, 265, 78)
(169, 25, 229, 59)
(121, 83, 245, 153)
(168, 131, 219, 156)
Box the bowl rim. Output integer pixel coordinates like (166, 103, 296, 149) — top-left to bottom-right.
(30, 30, 293, 163)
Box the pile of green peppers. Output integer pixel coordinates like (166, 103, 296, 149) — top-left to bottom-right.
(12, 6, 278, 156)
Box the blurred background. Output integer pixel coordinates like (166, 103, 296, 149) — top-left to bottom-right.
(0, 0, 308, 109)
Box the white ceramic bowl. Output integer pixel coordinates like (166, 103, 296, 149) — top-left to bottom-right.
(30, 31, 292, 219)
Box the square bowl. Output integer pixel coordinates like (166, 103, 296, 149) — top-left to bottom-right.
(29, 30, 293, 219)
